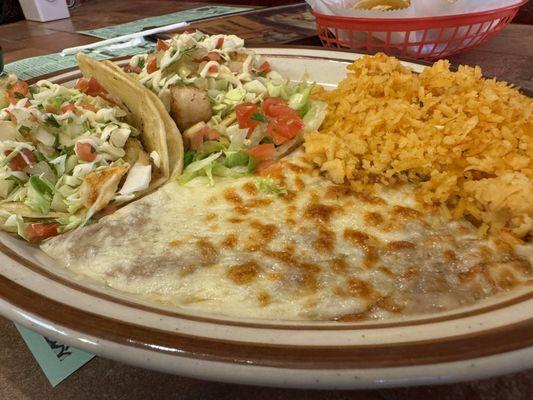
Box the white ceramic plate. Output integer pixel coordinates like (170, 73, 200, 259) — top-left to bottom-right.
(0, 47, 532, 389)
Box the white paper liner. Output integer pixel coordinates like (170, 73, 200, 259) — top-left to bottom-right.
(307, 0, 523, 56)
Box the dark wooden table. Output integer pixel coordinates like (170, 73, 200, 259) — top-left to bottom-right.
(0, 1, 532, 399)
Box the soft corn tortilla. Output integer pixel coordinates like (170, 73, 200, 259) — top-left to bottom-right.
(76, 53, 184, 190)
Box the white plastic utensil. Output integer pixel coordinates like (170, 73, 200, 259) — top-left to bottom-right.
(60, 21, 190, 56)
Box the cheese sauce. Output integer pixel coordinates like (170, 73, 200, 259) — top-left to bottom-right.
(41, 153, 533, 321)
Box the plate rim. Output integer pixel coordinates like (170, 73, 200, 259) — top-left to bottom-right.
(1, 46, 532, 387)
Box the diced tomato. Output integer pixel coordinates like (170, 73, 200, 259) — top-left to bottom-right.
(248, 143, 275, 162)
(95, 205, 118, 219)
(147, 56, 158, 74)
(216, 37, 224, 49)
(75, 77, 107, 97)
(156, 38, 170, 51)
(7, 81, 29, 104)
(75, 142, 97, 162)
(81, 102, 97, 112)
(256, 160, 277, 174)
(208, 64, 219, 74)
(267, 113, 304, 145)
(75, 78, 89, 92)
(25, 223, 60, 243)
(4, 148, 36, 171)
(235, 103, 259, 130)
(258, 61, 271, 74)
(60, 103, 80, 115)
(207, 51, 220, 61)
(260, 97, 304, 145)
(261, 97, 289, 118)
(123, 64, 142, 74)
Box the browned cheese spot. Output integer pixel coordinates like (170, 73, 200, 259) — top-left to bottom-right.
(443, 249, 457, 262)
(304, 202, 339, 223)
(286, 218, 296, 226)
(347, 278, 376, 301)
(386, 241, 416, 251)
(179, 265, 196, 277)
(331, 258, 348, 273)
(390, 205, 421, 219)
(314, 226, 336, 254)
(221, 234, 238, 249)
(234, 205, 251, 215)
(374, 296, 404, 313)
(364, 246, 379, 267)
(250, 220, 279, 241)
(286, 205, 297, 219)
(364, 211, 384, 227)
(246, 198, 273, 209)
(223, 188, 244, 205)
(262, 250, 320, 292)
(281, 190, 297, 203)
(294, 176, 305, 191)
(267, 273, 281, 281)
(344, 229, 380, 267)
(257, 291, 271, 307)
(227, 261, 260, 285)
(196, 238, 218, 265)
(206, 195, 217, 205)
(401, 267, 418, 280)
(379, 266, 395, 277)
(353, 191, 387, 205)
(284, 243, 296, 253)
(228, 217, 244, 224)
(324, 184, 355, 200)
(204, 212, 217, 222)
(168, 240, 182, 248)
(286, 163, 308, 174)
(241, 181, 258, 196)
(343, 229, 371, 245)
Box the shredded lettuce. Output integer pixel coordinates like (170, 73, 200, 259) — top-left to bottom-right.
(302, 100, 328, 132)
(178, 151, 223, 185)
(24, 175, 54, 214)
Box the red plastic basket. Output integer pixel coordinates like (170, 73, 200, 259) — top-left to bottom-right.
(312, 0, 527, 60)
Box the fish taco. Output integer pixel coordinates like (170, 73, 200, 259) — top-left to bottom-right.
(0, 57, 183, 242)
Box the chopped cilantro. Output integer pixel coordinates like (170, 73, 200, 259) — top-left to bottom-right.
(14, 92, 25, 99)
(259, 136, 273, 144)
(184, 149, 197, 168)
(44, 114, 60, 128)
(250, 112, 268, 123)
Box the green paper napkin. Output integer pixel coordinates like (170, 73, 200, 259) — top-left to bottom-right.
(15, 323, 95, 387)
